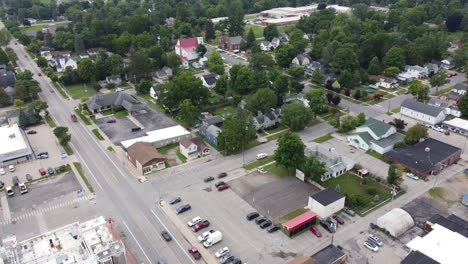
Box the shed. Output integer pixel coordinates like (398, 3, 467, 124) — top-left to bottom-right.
(376, 208, 414, 237)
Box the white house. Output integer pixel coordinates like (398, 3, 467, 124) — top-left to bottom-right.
(308, 188, 345, 219)
(305, 144, 355, 182)
(373, 75, 399, 89)
(179, 137, 210, 160)
(400, 99, 446, 126)
(260, 41, 274, 51)
(296, 93, 310, 107)
(150, 86, 159, 100)
(42, 51, 71, 61)
(441, 57, 454, 70)
(55, 56, 77, 72)
(252, 108, 281, 131)
(347, 118, 405, 154)
(427, 98, 461, 117)
(397, 65, 428, 82)
(200, 73, 218, 89)
(175, 37, 203, 61)
(453, 84, 468, 95)
(292, 54, 312, 67)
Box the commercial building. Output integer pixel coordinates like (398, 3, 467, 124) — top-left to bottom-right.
(384, 138, 461, 177)
(0, 124, 34, 166)
(442, 117, 468, 136)
(121, 125, 191, 149)
(311, 244, 347, 264)
(127, 142, 166, 175)
(86, 92, 142, 114)
(377, 208, 414, 237)
(400, 99, 446, 126)
(308, 188, 345, 219)
(305, 144, 355, 182)
(282, 211, 317, 237)
(288, 256, 316, 264)
(0, 216, 127, 264)
(260, 5, 319, 18)
(261, 16, 303, 26)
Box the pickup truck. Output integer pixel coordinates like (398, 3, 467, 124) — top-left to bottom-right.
(188, 247, 201, 260)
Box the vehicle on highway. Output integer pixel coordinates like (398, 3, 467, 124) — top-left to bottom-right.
(27, 130, 37, 134)
(368, 234, 384, 246)
(203, 230, 222, 248)
(19, 183, 28, 194)
(107, 119, 117, 123)
(197, 230, 214, 242)
(12, 176, 19, 186)
(38, 168, 46, 176)
(343, 207, 355, 217)
(187, 216, 202, 227)
(175, 204, 191, 214)
(47, 167, 55, 175)
(0, 181, 4, 189)
(268, 225, 280, 233)
(169, 197, 181, 205)
(38, 72, 42, 76)
(25, 174, 33, 181)
(310, 226, 322, 237)
(246, 212, 259, 220)
(406, 172, 419, 180)
(6, 186, 14, 196)
(215, 181, 225, 188)
(363, 241, 379, 252)
(255, 217, 266, 225)
(256, 153, 268, 160)
(50, 89, 54, 93)
(259, 220, 272, 229)
(192, 220, 210, 232)
(215, 247, 230, 258)
(0, 168, 5, 175)
(218, 172, 227, 178)
(204, 176, 214, 182)
(217, 184, 230, 191)
(333, 215, 345, 225)
(220, 254, 234, 264)
(71, 113, 78, 122)
(161, 231, 172, 241)
(8, 165, 15, 172)
(188, 247, 201, 260)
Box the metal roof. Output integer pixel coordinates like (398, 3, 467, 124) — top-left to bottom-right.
(282, 211, 317, 231)
(401, 99, 444, 118)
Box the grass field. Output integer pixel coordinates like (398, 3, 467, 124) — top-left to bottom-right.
(92, 129, 105, 141)
(45, 115, 56, 128)
(73, 162, 94, 193)
(20, 25, 45, 33)
(366, 151, 384, 160)
(244, 155, 275, 170)
(159, 143, 178, 154)
(214, 106, 237, 118)
(264, 163, 292, 178)
(114, 111, 128, 118)
(313, 134, 333, 143)
(279, 208, 308, 223)
(266, 130, 289, 141)
(176, 151, 187, 163)
(278, 25, 296, 34)
(66, 83, 97, 99)
(74, 109, 91, 125)
(244, 25, 264, 38)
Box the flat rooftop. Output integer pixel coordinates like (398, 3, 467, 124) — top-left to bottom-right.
(121, 125, 190, 149)
(0, 124, 29, 156)
(443, 117, 468, 131)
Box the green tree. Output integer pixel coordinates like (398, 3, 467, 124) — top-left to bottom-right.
(0, 49, 9, 64)
(205, 20, 215, 40)
(332, 80, 341, 90)
(215, 74, 228, 95)
(405, 124, 428, 145)
(26, 106, 38, 125)
(408, 80, 430, 101)
(272, 74, 289, 99)
(178, 99, 199, 127)
(0, 88, 10, 106)
(159, 72, 210, 110)
(282, 102, 312, 131)
(429, 72, 448, 95)
(53, 126, 71, 146)
(387, 164, 402, 185)
(136, 79, 152, 95)
(29, 100, 48, 115)
(128, 49, 152, 81)
(246, 28, 256, 49)
(196, 44, 207, 57)
(14, 99, 25, 109)
(0, 29, 11, 46)
(305, 89, 329, 118)
(227, 1, 244, 36)
(367, 56, 381, 75)
(454, 44, 468, 68)
(311, 69, 324, 85)
(289, 29, 308, 55)
(302, 156, 326, 182)
(339, 70, 353, 89)
(288, 67, 304, 80)
(37, 57, 48, 68)
(249, 53, 275, 71)
(217, 117, 255, 154)
(246, 88, 277, 113)
(229, 65, 253, 94)
(275, 46, 291, 68)
(384, 67, 400, 77)
(383, 47, 406, 69)
(459, 94, 468, 117)
(208, 49, 225, 75)
(166, 52, 181, 71)
(263, 24, 279, 41)
(275, 132, 305, 171)
(18, 110, 28, 128)
(77, 59, 96, 83)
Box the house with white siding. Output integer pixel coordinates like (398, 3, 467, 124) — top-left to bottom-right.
(400, 99, 446, 126)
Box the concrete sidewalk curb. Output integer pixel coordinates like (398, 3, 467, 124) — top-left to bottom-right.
(159, 201, 218, 264)
(1, 195, 11, 222)
(70, 162, 95, 200)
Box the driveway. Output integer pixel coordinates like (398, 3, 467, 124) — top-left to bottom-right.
(205, 45, 249, 66)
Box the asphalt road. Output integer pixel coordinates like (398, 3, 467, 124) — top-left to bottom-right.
(4, 23, 196, 264)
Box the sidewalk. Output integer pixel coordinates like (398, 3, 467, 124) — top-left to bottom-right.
(159, 200, 218, 264)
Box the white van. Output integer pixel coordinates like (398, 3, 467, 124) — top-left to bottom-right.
(203, 230, 222, 248)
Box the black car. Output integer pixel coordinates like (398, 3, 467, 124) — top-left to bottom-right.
(320, 220, 335, 233)
(246, 212, 259, 221)
(0, 181, 4, 189)
(267, 225, 280, 233)
(204, 176, 214, 182)
(27, 130, 37, 134)
(47, 167, 55, 175)
(54, 167, 61, 173)
(175, 204, 191, 214)
(259, 220, 272, 229)
(161, 231, 172, 241)
(170, 197, 181, 205)
(226, 259, 242, 264)
(255, 217, 266, 225)
(25, 174, 33, 181)
(215, 181, 225, 188)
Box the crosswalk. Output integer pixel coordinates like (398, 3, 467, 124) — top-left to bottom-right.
(0, 196, 89, 225)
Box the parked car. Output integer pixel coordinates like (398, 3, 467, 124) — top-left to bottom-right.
(259, 220, 272, 229)
(169, 197, 181, 205)
(38, 168, 46, 176)
(175, 204, 191, 214)
(47, 167, 55, 175)
(256, 153, 268, 160)
(188, 247, 201, 260)
(204, 176, 214, 182)
(255, 217, 266, 225)
(161, 231, 172, 241)
(215, 181, 225, 188)
(246, 212, 259, 221)
(310, 226, 322, 237)
(448, 73, 458, 77)
(363, 241, 379, 252)
(218, 172, 227, 178)
(333, 215, 345, 225)
(197, 230, 214, 242)
(19, 183, 28, 194)
(0, 181, 4, 189)
(192, 220, 210, 232)
(217, 184, 230, 191)
(6, 186, 14, 196)
(267, 225, 280, 233)
(27, 130, 37, 134)
(12, 176, 19, 186)
(368, 234, 384, 246)
(320, 220, 336, 233)
(37, 152, 49, 159)
(215, 247, 230, 258)
(406, 172, 419, 180)
(38, 73, 42, 76)
(0, 168, 5, 175)
(220, 254, 234, 264)
(25, 174, 33, 181)
(343, 207, 355, 217)
(8, 165, 15, 172)
(116, 88, 124, 92)
(227, 259, 241, 264)
(187, 216, 202, 227)
(107, 119, 117, 123)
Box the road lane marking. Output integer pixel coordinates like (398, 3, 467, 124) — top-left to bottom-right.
(122, 220, 153, 264)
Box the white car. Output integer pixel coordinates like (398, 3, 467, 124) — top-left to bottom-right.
(0, 168, 5, 175)
(406, 173, 419, 180)
(8, 165, 15, 172)
(256, 153, 268, 160)
(363, 241, 379, 252)
(116, 88, 124, 92)
(187, 216, 201, 227)
(6, 186, 14, 196)
(368, 234, 383, 246)
(432, 126, 444, 132)
(197, 230, 213, 243)
(215, 247, 230, 258)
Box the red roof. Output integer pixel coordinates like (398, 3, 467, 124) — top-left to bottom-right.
(177, 38, 199, 51)
(282, 211, 317, 231)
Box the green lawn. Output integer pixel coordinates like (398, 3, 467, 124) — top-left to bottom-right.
(176, 151, 187, 163)
(214, 106, 237, 118)
(53, 82, 70, 100)
(266, 130, 289, 141)
(244, 14, 258, 20)
(114, 111, 128, 118)
(244, 155, 275, 170)
(92, 129, 105, 141)
(102, 110, 113, 116)
(209, 97, 221, 104)
(278, 25, 296, 34)
(140, 94, 166, 113)
(45, 115, 56, 128)
(367, 151, 384, 160)
(63, 144, 73, 156)
(107, 146, 114, 152)
(159, 143, 178, 154)
(73, 162, 94, 193)
(314, 134, 333, 143)
(307, 119, 321, 127)
(20, 25, 45, 33)
(66, 83, 97, 99)
(433, 86, 453, 96)
(279, 208, 308, 223)
(74, 109, 91, 125)
(265, 124, 288, 134)
(244, 25, 264, 38)
(264, 163, 292, 178)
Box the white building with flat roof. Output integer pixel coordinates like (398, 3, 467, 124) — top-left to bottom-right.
(0, 124, 33, 166)
(121, 125, 191, 149)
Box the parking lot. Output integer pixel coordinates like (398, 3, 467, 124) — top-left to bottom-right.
(132, 105, 176, 131)
(229, 171, 320, 220)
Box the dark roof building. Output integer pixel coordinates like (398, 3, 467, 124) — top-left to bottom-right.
(311, 244, 347, 264)
(384, 138, 461, 177)
(86, 92, 142, 113)
(310, 188, 345, 206)
(425, 214, 468, 238)
(401, 99, 445, 118)
(203, 115, 224, 127)
(0, 70, 16, 88)
(401, 251, 440, 264)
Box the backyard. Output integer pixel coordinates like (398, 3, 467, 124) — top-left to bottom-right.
(66, 83, 97, 99)
(20, 25, 45, 33)
(214, 106, 237, 118)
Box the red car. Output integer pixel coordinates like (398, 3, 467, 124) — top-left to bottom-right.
(217, 184, 230, 191)
(192, 220, 210, 232)
(448, 73, 458, 77)
(310, 226, 322, 237)
(333, 215, 345, 225)
(38, 168, 46, 176)
(188, 247, 201, 260)
(218, 172, 227, 178)
(107, 119, 117, 123)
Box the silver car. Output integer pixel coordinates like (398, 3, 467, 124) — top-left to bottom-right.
(363, 241, 379, 252)
(368, 234, 384, 246)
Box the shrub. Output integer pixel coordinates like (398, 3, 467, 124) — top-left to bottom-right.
(361, 178, 370, 185)
(353, 163, 363, 171)
(366, 187, 378, 196)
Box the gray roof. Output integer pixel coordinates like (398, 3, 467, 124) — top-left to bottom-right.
(428, 98, 451, 109)
(401, 251, 440, 264)
(204, 115, 224, 127)
(201, 124, 221, 137)
(364, 118, 392, 138)
(86, 92, 138, 112)
(311, 244, 346, 264)
(0, 70, 16, 88)
(454, 84, 468, 91)
(401, 99, 444, 117)
(354, 132, 374, 144)
(202, 73, 218, 86)
(371, 132, 405, 148)
(310, 188, 345, 206)
(229, 36, 244, 45)
(4, 86, 15, 96)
